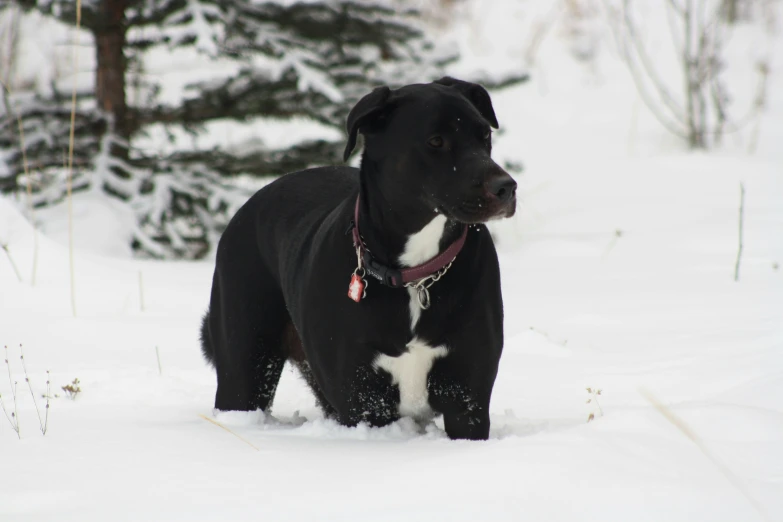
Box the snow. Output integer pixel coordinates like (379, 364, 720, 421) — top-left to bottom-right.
(2, 1, 783, 521)
(135, 118, 344, 157)
(0, 9, 94, 96)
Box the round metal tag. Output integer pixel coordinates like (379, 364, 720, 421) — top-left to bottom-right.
(416, 285, 431, 310)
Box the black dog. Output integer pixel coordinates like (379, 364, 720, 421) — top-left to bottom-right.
(200, 77, 516, 440)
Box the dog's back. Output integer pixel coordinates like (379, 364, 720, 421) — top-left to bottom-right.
(200, 165, 358, 367)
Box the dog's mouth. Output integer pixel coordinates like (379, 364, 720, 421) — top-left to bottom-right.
(437, 196, 516, 224)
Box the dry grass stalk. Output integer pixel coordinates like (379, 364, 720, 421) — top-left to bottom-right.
(640, 388, 771, 521)
(734, 182, 745, 281)
(19, 344, 48, 435)
(17, 108, 40, 285)
(139, 271, 146, 312)
(586, 387, 603, 422)
(0, 6, 39, 285)
(44, 370, 50, 433)
(1, 345, 20, 438)
(199, 414, 260, 451)
(1, 242, 22, 282)
(66, 0, 84, 317)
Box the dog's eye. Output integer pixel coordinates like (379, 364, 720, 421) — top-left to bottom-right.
(483, 130, 492, 141)
(427, 136, 444, 148)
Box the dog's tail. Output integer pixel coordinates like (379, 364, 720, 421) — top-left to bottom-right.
(200, 311, 215, 366)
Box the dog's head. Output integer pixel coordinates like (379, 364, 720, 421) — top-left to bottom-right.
(344, 77, 516, 223)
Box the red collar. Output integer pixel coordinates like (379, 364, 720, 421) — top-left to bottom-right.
(350, 196, 468, 288)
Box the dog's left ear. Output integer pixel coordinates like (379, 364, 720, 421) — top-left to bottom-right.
(344, 86, 392, 162)
(434, 77, 499, 129)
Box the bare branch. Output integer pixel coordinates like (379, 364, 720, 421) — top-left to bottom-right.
(601, 0, 688, 138)
(622, 0, 687, 122)
(681, 0, 708, 147)
(665, 0, 685, 57)
(665, 0, 686, 16)
(710, 77, 727, 144)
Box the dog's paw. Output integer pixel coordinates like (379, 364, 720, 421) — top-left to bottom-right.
(212, 409, 267, 427)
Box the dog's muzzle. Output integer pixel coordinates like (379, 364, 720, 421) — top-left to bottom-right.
(488, 175, 517, 203)
(487, 173, 517, 218)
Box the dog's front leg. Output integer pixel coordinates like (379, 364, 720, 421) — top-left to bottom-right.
(442, 408, 490, 441)
(341, 363, 401, 428)
(427, 363, 491, 440)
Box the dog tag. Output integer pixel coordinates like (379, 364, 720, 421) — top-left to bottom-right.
(416, 284, 431, 310)
(348, 274, 365, 302)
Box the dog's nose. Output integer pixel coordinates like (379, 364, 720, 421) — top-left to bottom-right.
(489, 176, 517, 202)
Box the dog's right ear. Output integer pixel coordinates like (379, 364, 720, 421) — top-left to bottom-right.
(434, 77, 499, 129)
(344, 86, 392, 162)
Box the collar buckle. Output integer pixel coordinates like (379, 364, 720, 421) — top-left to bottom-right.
(362, 250, 404, 288)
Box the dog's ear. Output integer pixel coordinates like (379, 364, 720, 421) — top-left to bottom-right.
(434, 77, 499, 129)
(344, 86, 393, 162)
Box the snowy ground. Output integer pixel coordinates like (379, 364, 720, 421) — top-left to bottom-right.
(2, 1, 783, 521)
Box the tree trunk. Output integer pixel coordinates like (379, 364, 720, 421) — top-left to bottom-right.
(723, 0, 739, 24)
(94, 0, 129, 153)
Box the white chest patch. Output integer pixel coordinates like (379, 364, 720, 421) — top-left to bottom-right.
(399, 214, 448, 267)
(399, 214, 448, 330)
(374, 337, 448, 419)
(375, 215, 450, 419)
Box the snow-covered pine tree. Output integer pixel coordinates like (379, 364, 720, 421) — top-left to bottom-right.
(0, 0, 458, 258)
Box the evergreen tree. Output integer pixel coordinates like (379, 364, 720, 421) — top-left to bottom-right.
(1, 0, 525, 258)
